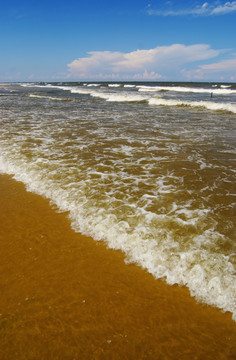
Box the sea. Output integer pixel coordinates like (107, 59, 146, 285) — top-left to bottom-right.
(0, 81, 235, 320)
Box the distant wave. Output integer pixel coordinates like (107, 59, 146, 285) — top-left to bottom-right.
(90, 91, 148, 103)
(20, 82, 236, 95)
(108, 84, 122, 87)
(138, 85, 236, 95)
(65, 86, 236, 112)
(220, 85, 232, 89)
(86, 83, 101, 87)
(29, 94, 72, 101)
(149, 97, 236, 114)
(124, 84, 136, 88)
(19, 83, 236, 113)
(31, 85, 148, 103)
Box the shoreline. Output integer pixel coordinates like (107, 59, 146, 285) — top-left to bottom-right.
(0, 173, 235, 359)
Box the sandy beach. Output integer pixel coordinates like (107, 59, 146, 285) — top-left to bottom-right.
(0, 173, 235, 359)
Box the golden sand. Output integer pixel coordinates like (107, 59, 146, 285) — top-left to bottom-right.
(0, 174, 235, 359)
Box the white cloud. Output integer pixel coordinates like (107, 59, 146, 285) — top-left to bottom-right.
(68, 51, 123, 77)
(113, 44, 218, 71)
(211, 1, 236, 14)
(147, 1, 236, 16)
(182, 56, 236, 80)
(67, 44, 220, 80)
(200, 57, 236, 71)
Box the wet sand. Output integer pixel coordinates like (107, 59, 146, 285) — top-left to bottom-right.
(0, 174, 235, 360)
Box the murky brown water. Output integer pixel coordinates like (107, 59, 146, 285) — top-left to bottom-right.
(1, 82, 236, 320)
(0, 174, 235, 359)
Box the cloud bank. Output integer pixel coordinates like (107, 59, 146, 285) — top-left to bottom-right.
(67, 44, 221, 80)
(183, 56, 236, 81)
(147, 1, 236, 16)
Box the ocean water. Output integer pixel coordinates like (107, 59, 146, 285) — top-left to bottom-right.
(0, 81, 235, 320)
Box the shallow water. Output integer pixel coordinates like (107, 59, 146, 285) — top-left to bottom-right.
(0, 81, 235, 320)
(0, 174, 236, 359)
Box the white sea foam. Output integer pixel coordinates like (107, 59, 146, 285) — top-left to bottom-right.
(124, 84, 136, 88)
(89, 91, 148, 102)
(64, 87, 147, 102)
(18, 83, 32, 87)
(149, 97, 236, 113)
(86, 83, 101, 87)
(137, 85, 161, 92)
(0, 148, 235, 321)
(108, 84, 122, 87)
(220, 85, 231, 89)
(138, 85, 236, 95)
(29, 94, 71, 101)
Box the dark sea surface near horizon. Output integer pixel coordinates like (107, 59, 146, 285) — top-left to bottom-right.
(0, 81, 235, 320)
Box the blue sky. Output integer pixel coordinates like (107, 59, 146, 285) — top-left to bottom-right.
(1, 0, 236, 82)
